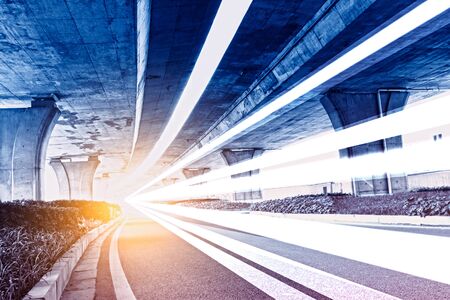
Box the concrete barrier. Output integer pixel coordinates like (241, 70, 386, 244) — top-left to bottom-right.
(248, 211, 450, 226)
(24, 218, 121, 300)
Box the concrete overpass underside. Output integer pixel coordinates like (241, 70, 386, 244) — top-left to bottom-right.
(0, 0, 448, 200)
(0, 0, 137, 176)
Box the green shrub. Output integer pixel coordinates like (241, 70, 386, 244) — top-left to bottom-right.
(0, 200, 121, 300)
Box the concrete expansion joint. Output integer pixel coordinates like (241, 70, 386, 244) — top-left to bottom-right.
(24, 218, 122, 300)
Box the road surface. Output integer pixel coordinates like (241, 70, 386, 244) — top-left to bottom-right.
(90, 204, 450, 299)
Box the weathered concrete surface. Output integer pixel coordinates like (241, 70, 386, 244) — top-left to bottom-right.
(51, 156, 100, 200)
(0, 0, 137, 176)
(221, 149, 264, 201)
(1, 0, 449, 198)
(0, 100, 60, 201)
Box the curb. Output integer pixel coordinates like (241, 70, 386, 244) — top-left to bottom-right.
(248, 211, 450, 226)
(24, 218, 121, 300)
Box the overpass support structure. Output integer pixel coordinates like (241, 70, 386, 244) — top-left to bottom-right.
(50, 156, 100, 200)
(0, 100, 60, 201)
(221, 149, 264, 201)
(321, 90, 409, 195)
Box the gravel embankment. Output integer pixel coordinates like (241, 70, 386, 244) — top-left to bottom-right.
(168, 199, 250, 210)
(174, 189, 450, 217)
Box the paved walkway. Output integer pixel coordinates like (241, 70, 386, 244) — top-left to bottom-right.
(61, 224, 118, 300)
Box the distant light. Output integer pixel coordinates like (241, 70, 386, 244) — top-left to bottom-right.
(128, 0, 253, 180)
(127, 0, 450, 199)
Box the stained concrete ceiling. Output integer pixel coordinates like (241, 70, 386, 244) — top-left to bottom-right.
(0, 0, 136, 175)
(127, 0, 450, 194)
(1, 0, 448, 198)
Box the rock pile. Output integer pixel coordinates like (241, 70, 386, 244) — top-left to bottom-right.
(250, 194, 336, 214)
(176, 199, 250, 210)
(173, 189, 450, 217)
(403, 193, 450, 216)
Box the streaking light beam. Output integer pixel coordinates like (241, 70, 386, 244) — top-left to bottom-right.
(128, 0, 253, 182)
(132, 91, 450, 201)
(128, 0, 450, 198)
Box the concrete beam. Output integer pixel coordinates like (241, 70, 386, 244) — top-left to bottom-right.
(321, 90, 409, 195)
(196, 0, 376, 148)
(0, 99, 60, 201)
(51, 156, 100, 200)
(221, 149, 264, 201)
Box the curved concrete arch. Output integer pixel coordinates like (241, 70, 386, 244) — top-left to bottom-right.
(0, 100, 60, 201)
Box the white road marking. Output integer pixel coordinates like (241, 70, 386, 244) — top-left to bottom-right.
(109, 220, 137, 300)
(135, 204, 314, 300)
(147, 203, 450, 285)
(138, 204, 398, 300)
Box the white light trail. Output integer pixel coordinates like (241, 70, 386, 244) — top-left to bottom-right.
(128, 0, 450, 198)
(138, 204, 450, 285)
(130, 91, 450, 201)
(133, 137, 450, 201)
(129, 0, 252, 181)
(137, 205, 398, 299)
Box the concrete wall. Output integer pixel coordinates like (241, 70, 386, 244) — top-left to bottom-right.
(408, 171, 450, 190)
(262, 181, 353, 200)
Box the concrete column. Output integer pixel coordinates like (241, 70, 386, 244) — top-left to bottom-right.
(321, 91, 409, 195)
(221, 149, 264, 201)
(0, 100, 60, 201)
(182, 168, 210, 179)
(49, 159, 70, 199)
(51, 156, 100, 200)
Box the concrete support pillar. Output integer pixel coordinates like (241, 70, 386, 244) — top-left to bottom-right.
(0, 100, 60, 201)
(182, 168, 210, 179)
(49, 159, 70, 199)
(321, 91, 409, 195)
(50, 156, 100, 200)
(221, 149, 264, 201)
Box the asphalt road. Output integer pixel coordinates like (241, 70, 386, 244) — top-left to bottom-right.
(94, 206, 450, 299)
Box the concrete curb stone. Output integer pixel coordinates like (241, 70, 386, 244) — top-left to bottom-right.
(24, 218, 121, 300)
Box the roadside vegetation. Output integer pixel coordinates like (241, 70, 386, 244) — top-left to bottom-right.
(173, 187, 450, 216)
(0, 200, 120, 300)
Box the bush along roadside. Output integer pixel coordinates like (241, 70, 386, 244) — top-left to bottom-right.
(0, 200, 121, 300)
